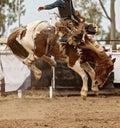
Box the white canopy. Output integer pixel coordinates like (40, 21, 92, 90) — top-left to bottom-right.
(0, 38, 31, 92)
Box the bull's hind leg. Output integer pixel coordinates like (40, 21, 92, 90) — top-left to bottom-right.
(68, 60, 88, 100)
(24, 61, 42, 80)
(8, 32, 42, 80)
(23, 52, 42, 80)
(40, 55, 57, 67)
(23, 57, 42, 79)
(29, 55, 56, 80)
(23, 52, 35, 65)
(23, 52, 57, 79)
(28, 55, 56, 80)
(81, 62, 99, 96)
(29, 64, 42, 80)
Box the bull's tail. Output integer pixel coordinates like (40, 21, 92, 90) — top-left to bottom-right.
(7, 28, 29, 59)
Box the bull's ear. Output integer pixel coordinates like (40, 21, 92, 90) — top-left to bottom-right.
(108, 55, 112, 58)
(112, 58, 116, 63)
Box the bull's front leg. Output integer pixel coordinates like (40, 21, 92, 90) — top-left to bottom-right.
(68, 60, 88, 100)
(79, 68, 88, 100)
(81, 62, 99, 96)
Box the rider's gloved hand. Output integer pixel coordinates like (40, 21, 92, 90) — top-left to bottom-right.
(38, 6, 45, 11)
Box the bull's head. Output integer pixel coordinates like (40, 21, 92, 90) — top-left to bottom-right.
(94, 58, 116, 87)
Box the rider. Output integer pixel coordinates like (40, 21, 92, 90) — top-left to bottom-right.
(38, 0, 81, 43)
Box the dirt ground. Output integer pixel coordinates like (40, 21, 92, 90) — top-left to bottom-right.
(0, 90, 120, 128)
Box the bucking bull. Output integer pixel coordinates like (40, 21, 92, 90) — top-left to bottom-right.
(7, 20, 115, 99)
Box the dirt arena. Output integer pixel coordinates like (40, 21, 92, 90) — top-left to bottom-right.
(0, 90, 120, 128)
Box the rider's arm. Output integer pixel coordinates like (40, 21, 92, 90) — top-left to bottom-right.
(38, 0, 65, 11)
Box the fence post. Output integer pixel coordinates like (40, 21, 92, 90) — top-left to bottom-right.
(49, 56, 55, 98)
(0, 76, 5, 96)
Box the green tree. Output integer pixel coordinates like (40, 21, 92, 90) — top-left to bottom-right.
(0, 0, 25, 37)
(73, 0, 106, 29)
(99, 0, 117, 50)
(74, 0, 118, 50)
(104, 28, 120, 44)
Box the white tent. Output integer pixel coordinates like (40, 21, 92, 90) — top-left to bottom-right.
(0, 38, 31, 92)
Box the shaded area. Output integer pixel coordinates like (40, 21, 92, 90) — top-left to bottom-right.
(31, 59, 114, 91)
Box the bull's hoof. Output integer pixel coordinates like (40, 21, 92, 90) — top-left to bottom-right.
(93, 90, 99, 96)
(94, 91, 99, 96)
(81, 95, 87, 101)
(80, 90, 88, 100)
(34, 71, 42, 80)
(50, 60, 57, 67)
(92, 87, 99, 96)
(23, 59, 33, 66)
(52, 61, 57, 67)
(35, 75, 41, 80)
